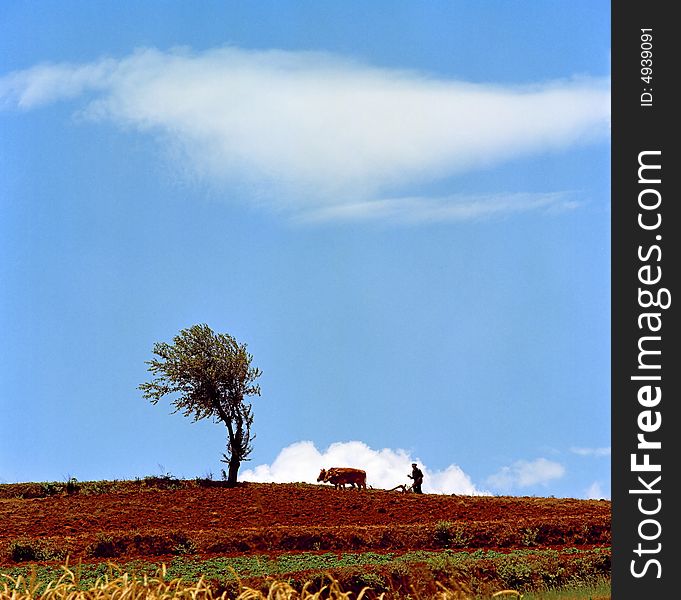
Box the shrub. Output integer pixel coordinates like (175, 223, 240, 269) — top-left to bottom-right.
(173, 534, 198, 555)
(8, 539, 66, 562)
(388, 560, 410, 579)
(143, 474, 182, 490)
(9, 541, 38, 562)
(496, 554, 535, 589)
(427, 552, 462, 578)
(434, 521, 453, 547)
(521, 526, 540, 547)
(89, 534, 121, 558)
(347, 571, 388, 594)
(434, 521, 470, 548)
(39, 482, 62, 497)
(65, 477, 80, 495)
(450, 526, 471, 548)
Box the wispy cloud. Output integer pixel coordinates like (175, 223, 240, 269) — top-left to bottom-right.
(241, 440, 488, 495)
(1, 46, 610, 221)
(298, 191, 581, 225)
(570, 446, 611, 457)
(485, 458, 565, 492)
(0, 59, 117, 109)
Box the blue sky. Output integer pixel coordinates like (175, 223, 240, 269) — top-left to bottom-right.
(0, 1, 610, 498)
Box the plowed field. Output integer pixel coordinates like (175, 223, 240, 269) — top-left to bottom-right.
(0, 480, 610, 565)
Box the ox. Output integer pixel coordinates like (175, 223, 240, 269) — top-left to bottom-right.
(317, 467, 367, 490)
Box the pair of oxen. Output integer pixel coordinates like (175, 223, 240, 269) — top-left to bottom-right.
(317, 467, 367, 489)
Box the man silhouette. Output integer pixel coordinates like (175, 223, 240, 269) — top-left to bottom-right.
(408, 462, 424, 493)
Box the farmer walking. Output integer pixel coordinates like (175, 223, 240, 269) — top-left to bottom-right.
(408, 463, 424, 494)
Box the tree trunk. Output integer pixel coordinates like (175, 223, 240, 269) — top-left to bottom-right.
(226, 454, 240, 487)
(220, 411, 241, 488)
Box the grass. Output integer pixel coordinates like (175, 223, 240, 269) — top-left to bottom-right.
(520, 578, 610, 599)
(0, 563, 315, 600)
(0, 475, 188, 499)
(0, 562, 611, 600)
(0, 547, 610, 598)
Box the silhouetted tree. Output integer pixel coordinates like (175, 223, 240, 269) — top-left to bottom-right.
(139, 324, 262, 487)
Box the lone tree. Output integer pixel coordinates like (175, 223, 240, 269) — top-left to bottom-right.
(139, 324, 262, 487)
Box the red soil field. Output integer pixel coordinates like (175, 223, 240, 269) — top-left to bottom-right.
(0, 481, 611, 565)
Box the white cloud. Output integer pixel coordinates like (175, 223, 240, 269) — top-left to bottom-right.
(0, 60, 116, 109)
(298, 191, 580, 225)
(241, 440, 488, 495)
(570, 446, 611, 457)
(486, 458, 565, 492)
(584, 481, 609, 500)
(1, 46, 610, 221)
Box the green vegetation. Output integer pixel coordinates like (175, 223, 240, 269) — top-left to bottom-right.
(0, 547, 610, 598)
(521, 578, 610, 599)
(0, 560, 611, 600)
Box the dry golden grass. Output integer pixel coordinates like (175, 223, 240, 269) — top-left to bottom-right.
(0, 562, 372, 600)
(0, 562, 522, 600)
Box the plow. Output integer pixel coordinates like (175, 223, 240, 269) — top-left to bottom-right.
(389, 483, 415, 493)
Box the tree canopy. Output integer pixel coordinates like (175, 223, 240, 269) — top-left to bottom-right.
(139, 324, 262, 486)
